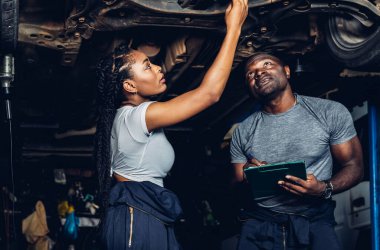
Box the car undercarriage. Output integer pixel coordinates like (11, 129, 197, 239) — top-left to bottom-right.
(0, 0, 379, 249)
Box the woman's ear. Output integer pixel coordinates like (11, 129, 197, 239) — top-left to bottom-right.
(123, 80, 137, 94)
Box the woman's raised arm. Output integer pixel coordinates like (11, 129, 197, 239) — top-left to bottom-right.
(146, 0, 248, 131)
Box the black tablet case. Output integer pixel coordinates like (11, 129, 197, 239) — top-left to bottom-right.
(243, 161, 306, 199)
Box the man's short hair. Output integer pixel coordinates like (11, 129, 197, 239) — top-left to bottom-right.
(245, 52, 285, 72)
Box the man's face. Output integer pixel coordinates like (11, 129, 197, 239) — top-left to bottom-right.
(245, 56, 290, 100)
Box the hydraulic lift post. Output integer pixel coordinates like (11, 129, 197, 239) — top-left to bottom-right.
(369, 103, 379, 250)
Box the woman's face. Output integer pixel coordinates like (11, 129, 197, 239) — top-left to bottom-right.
(127, 50, 167, 97)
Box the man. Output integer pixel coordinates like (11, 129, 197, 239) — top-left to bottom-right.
(230, 52, 364, 250)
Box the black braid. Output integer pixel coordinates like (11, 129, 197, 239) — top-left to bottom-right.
(95, 44, 134, 216)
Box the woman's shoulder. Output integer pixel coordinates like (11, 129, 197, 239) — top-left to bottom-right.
(118, 101, 156, 113)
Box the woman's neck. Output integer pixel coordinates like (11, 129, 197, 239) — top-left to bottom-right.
(120, 95, 150, 107)
(120, 100, 137, 107)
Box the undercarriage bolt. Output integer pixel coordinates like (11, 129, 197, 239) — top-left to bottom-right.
(260, 27, 267, 33)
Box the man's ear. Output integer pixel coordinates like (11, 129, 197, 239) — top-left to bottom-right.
(284, 65, 290, 78)
(123, 80, 137, 94)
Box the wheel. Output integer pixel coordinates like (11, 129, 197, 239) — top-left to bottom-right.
(325, 13, 380, 69)
(0, 0, 18, 52)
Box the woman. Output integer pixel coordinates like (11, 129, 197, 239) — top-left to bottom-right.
(95, 0, 248, 249)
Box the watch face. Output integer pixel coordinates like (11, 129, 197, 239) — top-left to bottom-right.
(323, 181, 333, 199)
(325, 188, 332, 199)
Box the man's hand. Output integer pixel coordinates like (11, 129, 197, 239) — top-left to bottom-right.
(278, 174, 326, 197)
(243, 157, 268, 169)
(233, 157, 268, 183)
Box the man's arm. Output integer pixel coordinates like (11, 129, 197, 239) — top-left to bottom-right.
(232, 163, 246, 184)
(329, 135, 364, 194)
(232, 158, 269, 184)
(278, 136, 364, 197)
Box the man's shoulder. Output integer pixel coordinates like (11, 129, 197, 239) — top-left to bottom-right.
(240, 111, 261, 125)
(234, 111, 261, 132)
(298, 95, 345, 110)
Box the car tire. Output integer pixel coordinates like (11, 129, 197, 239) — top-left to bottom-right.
(325, 13, 380, 69)
(0, 0, 18, 52)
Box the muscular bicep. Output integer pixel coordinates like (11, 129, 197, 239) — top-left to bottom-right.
(331, 136, 363, 168)
(330, 136, 364, 191)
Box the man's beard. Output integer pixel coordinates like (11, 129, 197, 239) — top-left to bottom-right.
(256, 82, 286, 102)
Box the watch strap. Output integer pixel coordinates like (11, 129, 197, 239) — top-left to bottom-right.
(321, 180, 333, 199)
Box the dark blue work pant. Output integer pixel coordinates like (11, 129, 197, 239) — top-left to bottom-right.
(102, 203, 180, 250)
(237, 215, 341, 250)
(100, 181, 182, 250)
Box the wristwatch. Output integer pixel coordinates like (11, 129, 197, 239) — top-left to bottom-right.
(321, 180, 334, 199)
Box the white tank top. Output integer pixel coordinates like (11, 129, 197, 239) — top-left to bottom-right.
(110, 101, 175, 187)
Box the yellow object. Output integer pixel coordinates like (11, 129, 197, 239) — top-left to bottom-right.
(57, 200, 69, 217)
(22, 200, 50, 250)
(67, 205, 75, 213)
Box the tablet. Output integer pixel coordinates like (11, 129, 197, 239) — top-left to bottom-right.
(243, 160, 306, 199)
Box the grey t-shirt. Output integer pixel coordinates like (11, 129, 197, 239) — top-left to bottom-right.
(230, 94, 356, 213)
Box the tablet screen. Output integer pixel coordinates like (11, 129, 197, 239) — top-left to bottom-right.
(243, 161, 306, 199)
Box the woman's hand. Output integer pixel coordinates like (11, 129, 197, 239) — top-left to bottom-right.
(225, 0, 248, 31)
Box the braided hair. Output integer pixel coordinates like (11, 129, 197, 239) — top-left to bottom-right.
(95, 44, 135, 212)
